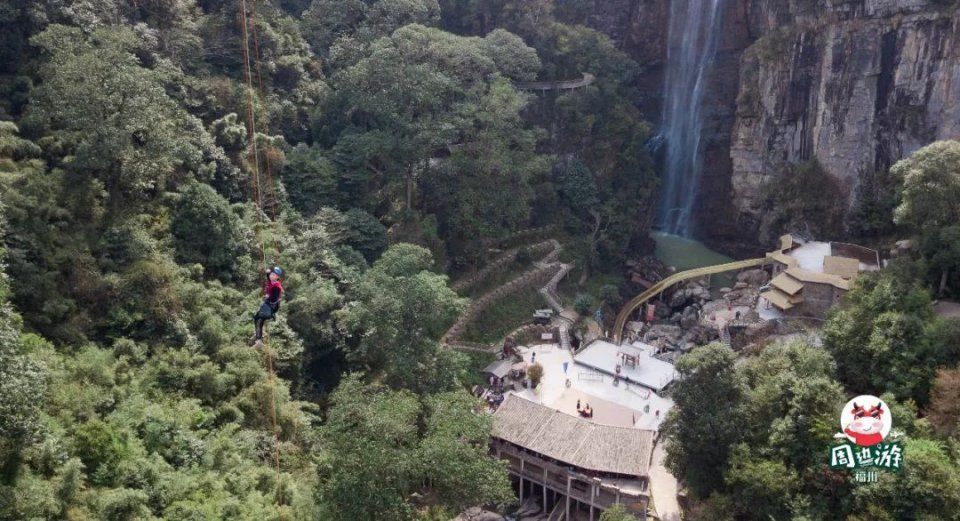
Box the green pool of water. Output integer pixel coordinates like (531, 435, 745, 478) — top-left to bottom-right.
(651, 232, 735, 288)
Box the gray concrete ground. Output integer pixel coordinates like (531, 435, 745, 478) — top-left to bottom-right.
(648, 442, 681, 521)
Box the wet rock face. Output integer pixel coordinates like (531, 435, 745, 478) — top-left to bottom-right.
(730, 1, 960, 244)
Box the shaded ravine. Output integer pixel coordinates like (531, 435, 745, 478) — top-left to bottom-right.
(658, 0, 726, 237)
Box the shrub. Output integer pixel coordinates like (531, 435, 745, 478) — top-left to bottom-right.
(573, 293, 594, 315)
(515, 246, 533, 266)
(527, 362, 544, 388)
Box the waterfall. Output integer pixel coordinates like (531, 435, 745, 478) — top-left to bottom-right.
(658, 0, 725, 237)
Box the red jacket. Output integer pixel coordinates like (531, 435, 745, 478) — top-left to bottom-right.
(264, 280, 284, 307)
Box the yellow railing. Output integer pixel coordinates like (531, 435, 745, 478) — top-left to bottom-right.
(612, 257, 771, 343)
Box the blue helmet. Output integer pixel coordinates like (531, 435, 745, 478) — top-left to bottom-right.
(272, 266, 284, 277)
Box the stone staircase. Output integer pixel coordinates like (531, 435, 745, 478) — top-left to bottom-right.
(720, 326, 732, 346)
(558, 322, 572, 352)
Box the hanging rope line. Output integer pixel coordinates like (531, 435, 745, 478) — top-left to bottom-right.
(249, 0, 284, 262)
(239, 0, 267, 272)
(238, 0, 284, 514)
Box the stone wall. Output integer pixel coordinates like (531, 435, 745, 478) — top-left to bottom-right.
(791, 282, 843, 318)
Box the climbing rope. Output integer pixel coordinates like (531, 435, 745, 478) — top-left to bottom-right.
(238, 0, 267, 272)
(249, 0, 284, 261)
(238, 0, 284, 513)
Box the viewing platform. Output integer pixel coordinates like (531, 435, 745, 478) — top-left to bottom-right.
(574, 340, 677, 394)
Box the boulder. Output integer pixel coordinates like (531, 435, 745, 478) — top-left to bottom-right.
(643, 324, 683, 345)
(455, 508, 505, 521)
(668, 285, 712, 309)
(737, 269, 769, 287)
(680, 306, 699, 329)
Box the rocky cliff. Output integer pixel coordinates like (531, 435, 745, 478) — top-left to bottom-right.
(577, 0, 960, 255)
(731, 0, 960, 250)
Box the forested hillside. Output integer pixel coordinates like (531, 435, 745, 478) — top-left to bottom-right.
(5, 1, 960, 520)
(0, 1, 657, 519)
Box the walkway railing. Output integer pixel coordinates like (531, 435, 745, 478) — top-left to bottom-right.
(612, 257, 771, 344)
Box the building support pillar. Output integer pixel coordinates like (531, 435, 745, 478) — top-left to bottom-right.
(519, 459, 524, 504)
(543, 468, 548, 513)
(566, 475, 571, 521)
(589, 481, 595, 521)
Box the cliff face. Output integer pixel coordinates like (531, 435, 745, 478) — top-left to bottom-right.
(731, 0, 960, 250)
(575, 0, 671, 120)
(581, 0, 960, 255)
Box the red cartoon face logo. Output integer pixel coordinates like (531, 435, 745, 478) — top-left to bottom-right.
(838, 395, 892, 447)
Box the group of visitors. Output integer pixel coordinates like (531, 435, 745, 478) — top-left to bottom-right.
(576, 399, 594, 418)
(473, 375, 506, 411)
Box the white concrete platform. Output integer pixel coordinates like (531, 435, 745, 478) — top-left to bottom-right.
(513, 344, 673, 430)
(789, 241, 831, 273)
(573, 340, 677, 393)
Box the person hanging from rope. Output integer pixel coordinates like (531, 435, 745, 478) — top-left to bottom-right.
(251, 266, 284, 346)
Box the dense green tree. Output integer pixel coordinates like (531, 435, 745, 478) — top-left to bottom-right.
(723, 445, 798, 520)
(25, 25, 202, 205)
(281, 143, 338, 214)
(337, 243, 466, 393)
(319, 375, 510, 520)
(666, 340, 848, 517)
(823, 266, 960, 404)
(342, 208, 388, 262)
(598, 503, 635, 521)
(893, 140, 960, 295)
(738, 341, 843, 472)
(892, 140, 960, 229)
(303, 0, 442, 67)
(418, 391, 512, 512)
(422, 77, 549, 261)
(319, 375, 422, 520)
(663, 343, 746, 497)
(849, 437, 960, 520)
(171, 181, 249, 280)
(441, 4, 659, 266)
(325, 24, 539, 219)
(0, 213, 47, 480)
(920, 225, 960, 297)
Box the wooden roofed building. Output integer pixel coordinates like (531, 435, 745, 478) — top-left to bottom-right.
(760, 235, 879, 318)
(491, 394, 654, 520)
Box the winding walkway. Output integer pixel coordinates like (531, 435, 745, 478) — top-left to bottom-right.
(649, 442, 681, 521)
(444, 240, 573, 352)
(612, 257, 771, 344)
(515, 73, 595, 92)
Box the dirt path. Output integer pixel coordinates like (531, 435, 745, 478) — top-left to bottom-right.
(649, 442, 681, 521)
